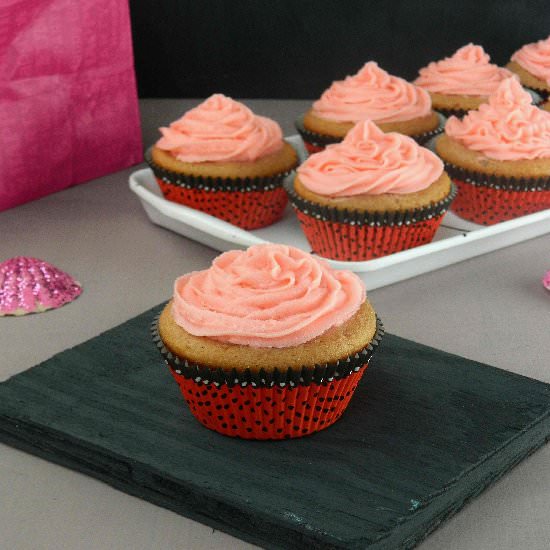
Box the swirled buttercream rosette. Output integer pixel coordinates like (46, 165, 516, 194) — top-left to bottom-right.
(153, 244, 383, 440)
(287, 120, 455, 261)
(148, 95, 298, 229)
(0, 257, 82, 316)
(440, 78, 550, 225)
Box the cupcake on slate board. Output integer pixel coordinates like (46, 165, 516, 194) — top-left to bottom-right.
(286, 119, 455, 261)
(415, 44, 513, 118)
(507, 36, 550, 101)
(296, 62, 441, 153)
(147, 94, 298, 230)
(153, 243, 383, 440)
(436, 77, 550, 225)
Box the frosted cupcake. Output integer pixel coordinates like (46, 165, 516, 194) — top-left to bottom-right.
(153, 244, 383, 440)
(415, 44, 513, 118)
(286, 120, 455, 261)
(147, 94, 298, 229)
(436, 78, 550, 224)
(296, 62, 441, 153)
(508, 36, 550, 100)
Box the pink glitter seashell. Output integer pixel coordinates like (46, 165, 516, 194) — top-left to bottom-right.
(0, 257, 82, 316)
(543, 270, 550, 292)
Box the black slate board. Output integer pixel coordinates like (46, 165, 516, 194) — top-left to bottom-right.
(1, 304, 549, 550)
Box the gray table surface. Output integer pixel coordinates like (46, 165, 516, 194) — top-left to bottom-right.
(1, 99, 549, 550)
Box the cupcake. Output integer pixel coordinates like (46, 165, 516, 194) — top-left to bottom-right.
(508, 36, 550, 102)
(147, 94, 298, 230)
(296, 62, 441, 153)
(286, 119, 455, 261)
(415, 44, 513, 118)
(152, 244, 383, 440)
(436, 77, 550, 225)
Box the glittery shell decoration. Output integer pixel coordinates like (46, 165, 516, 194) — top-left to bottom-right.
(543, 270, 550, 291)
(0, 257, 82, 316)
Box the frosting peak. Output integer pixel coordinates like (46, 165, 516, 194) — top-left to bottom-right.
(171, 244, 365, 348)
(312, 62, 432, 124)
(297, 119, 443, 197)
(511, 36, 550, 86)
(415, 44, 513, 95)
(156, 94, 283, 162)
(445, 77, 550, 160)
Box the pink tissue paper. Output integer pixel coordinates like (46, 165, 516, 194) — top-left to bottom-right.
(0, 0, 143, 211)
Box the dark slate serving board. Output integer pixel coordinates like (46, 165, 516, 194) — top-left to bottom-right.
(1, 305, 549, 550)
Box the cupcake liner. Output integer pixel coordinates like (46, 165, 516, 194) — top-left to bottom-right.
(435, 107, 470, 120)
(525, 86, 549, 103)
(145, 148, 296, 230)
(444, 161, 550, 225)
(295, 115, 444, 153)
(284, 179, 457, 261)
(152, 315, 384, 440)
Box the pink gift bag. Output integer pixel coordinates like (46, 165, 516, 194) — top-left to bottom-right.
(0, 0, 143, 211)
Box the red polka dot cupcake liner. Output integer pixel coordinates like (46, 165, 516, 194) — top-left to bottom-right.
(295, 115, 445, 154)
(444, 162, 550, 225)
(285, 179, 457, 261)
(152, 315, 384, 440)
(146, 148, 296, 230)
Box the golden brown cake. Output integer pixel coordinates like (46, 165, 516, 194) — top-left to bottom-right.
(159, 300, 376, 372)
(506, 61, 550, 97)
(302, 109, 440, 140)
(151, 141, 297, 179)
(436, 134, 550, 179)
(508, 37, 550, 98)
(293, 173, 451, 213)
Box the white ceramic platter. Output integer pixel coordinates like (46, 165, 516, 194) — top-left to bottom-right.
(129, 135, 550, 290)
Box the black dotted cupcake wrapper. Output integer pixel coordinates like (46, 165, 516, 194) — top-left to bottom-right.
(295, 115, 444, 148)
(151, 315, 384, 388)
(435, 108, 469, 120)
(145, 147, 298, 192)
(284, 179, 457, 227)
(525, 86, 549, 103)
(443, 161, 550, 191)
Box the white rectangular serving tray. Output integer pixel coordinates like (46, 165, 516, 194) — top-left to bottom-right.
(129, 135, 550, 290)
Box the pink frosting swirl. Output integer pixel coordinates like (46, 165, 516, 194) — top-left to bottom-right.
(512, 36, 550, 86)
(415, 44, 513, 95)
(155, 94, 283, 162)
(312, 62, 432, 123)
(297, 120, 443, 196)
(171, 244, 365, 348)
(445, 77, 550, 161)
